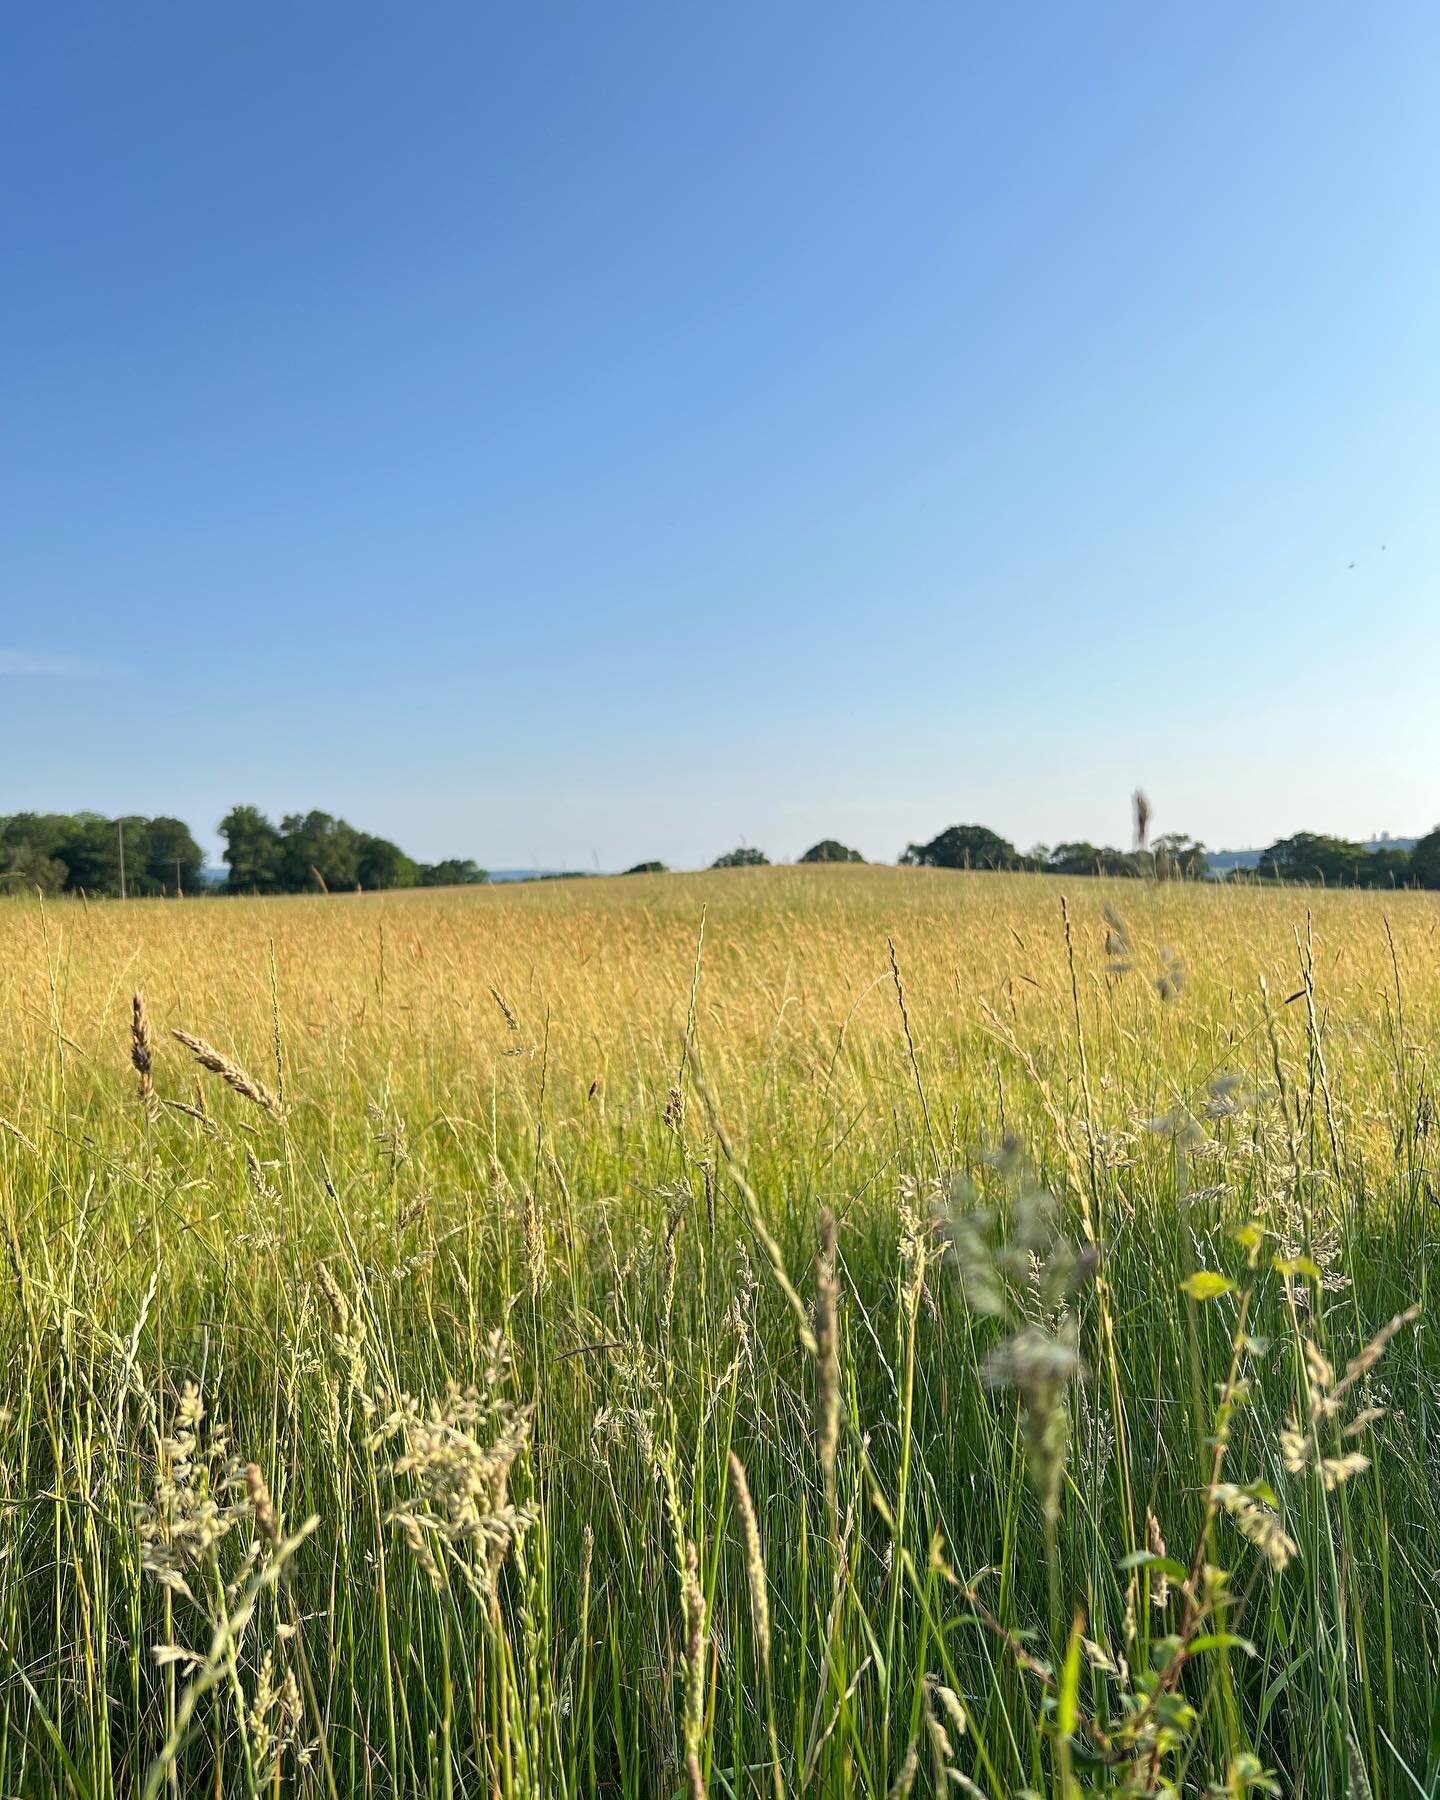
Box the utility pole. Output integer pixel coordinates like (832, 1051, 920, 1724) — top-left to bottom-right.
(117, 818, 126, 901)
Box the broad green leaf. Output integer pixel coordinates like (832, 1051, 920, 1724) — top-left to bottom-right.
(1151, 1634, 1185, 1672)
(1273, 1254, 1323, 1281)
(1188, 1633, 1257, 1657)
(1118, 1549, 1189, 1581)
(1181, 1270, 1234, 1301)
(1057, 1613, 1083, 1738)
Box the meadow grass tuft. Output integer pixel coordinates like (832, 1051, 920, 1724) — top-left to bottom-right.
(0, 866, 1436, 1795)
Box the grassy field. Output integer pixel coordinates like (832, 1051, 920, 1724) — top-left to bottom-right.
(0, 865, 1437, 1797)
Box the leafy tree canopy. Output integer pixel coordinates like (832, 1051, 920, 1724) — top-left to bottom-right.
(1046, 842, 1140, 878)
(419, 859, 489, 887)
(0, 839, 68, 896)
(220, 807, 475, 894)
(1411, 828, 1440, 889)
(711, 847, 770, 869)
(901, 825, 1019, 870)
(800, 839, 864, 864)
(356, 833, 419, 891)
(1152, 833, 1208, 879)
(1253, 833, 1405, 888)
(622, 861, 668, 875)
(143, 817, 208, 894)
(278, 811, 360, 892)
(1, 812, 204, 898)
(218, 806, 284, 893)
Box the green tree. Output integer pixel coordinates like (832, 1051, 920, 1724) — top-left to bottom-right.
(0, 840, 68, 896)
(1, 813, 68, 858)
(1152, 833, 1208, 880)
(1411, 827, 1440, 889)
(219, 806, 284, 893)
(622, 861, 668, 875)
(1046, 842, 1140, 877)
(901, 825, 1019, 870)
(800, 839, 864, 864)
(1257, 833, 1377, 886)
(1366, 846, 1412, 886)
(355, 833, 418, 890)
(419, 859, 489, 887)
(711, 847, 769, 869)
(278, 812, 360, 892)
(0, 814, 73, 894)
(141, 816, 206, 895)
(55, 816, 124, 894)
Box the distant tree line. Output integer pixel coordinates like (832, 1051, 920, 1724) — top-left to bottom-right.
(0, 812, 206, 897)
(706, 841, 866, 869)
(218, 808, 486, 893)
(0, 808, 486, 897)
(898, 823, 1440, 886)
(899, 824, 1209, 879)
(9, 811, 1440, 898)
(1248, 832, 1436, 888)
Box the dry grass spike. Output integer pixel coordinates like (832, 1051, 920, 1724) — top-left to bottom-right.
(171, 1028, 282, 1115)
(131, 992, 159, 1121)
(815, 1209, 841, 1538)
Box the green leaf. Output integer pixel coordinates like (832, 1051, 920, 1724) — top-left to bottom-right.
(1181, 1271, 1234, 1301)
(1057, 1614, 1084, 1738)
(1118, 1550, 1189, 1581)
(1272, 1254, 1323, 1281)
(1151, 1634, 1185, 1672)
(1155, 1692, 1198, 1731)
(1188, 1633, 1257, 1657)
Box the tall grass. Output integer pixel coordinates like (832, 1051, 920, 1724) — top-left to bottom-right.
(0, 866, 1436, 1796)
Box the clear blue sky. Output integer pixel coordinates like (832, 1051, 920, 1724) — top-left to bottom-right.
(3, 4, 1437, 868)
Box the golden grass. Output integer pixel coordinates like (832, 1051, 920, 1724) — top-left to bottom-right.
(0, 866, 1436, 1797)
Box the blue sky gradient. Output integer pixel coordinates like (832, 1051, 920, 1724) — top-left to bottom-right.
(3, 5, 1437, 866)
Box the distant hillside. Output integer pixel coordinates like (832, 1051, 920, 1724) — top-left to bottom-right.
(488, 868, 597, 884)
(198, 865, 595, 888)
(1207, 837, 1418, 876)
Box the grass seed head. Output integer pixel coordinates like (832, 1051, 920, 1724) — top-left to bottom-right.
(681, 1537, 708, 1789)
(815, 1209, 841, 1531)
(130, 992, 159, 1119)
(171, 1028, 281, 1115)
(1213, 1483, 1297, 1572)
(727, 1452, 771, 1670)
